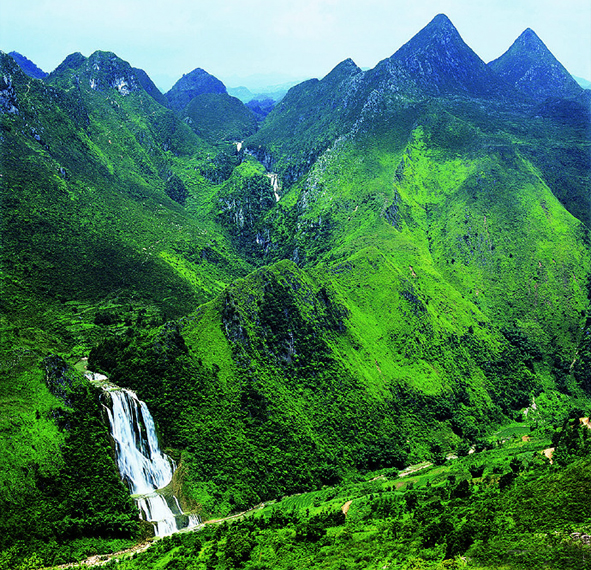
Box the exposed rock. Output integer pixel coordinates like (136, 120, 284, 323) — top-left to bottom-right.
(0, 72, 19, 114)
(379, 13, 508, 98)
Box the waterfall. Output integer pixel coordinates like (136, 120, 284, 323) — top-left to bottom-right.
(87, 373, 200, 537)
(267, 172, 281, 202)
(106, 390, 173, 495)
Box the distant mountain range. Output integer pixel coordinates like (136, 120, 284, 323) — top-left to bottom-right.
(574, 75, 591, 89)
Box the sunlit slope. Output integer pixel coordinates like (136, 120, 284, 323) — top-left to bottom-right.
(92, 220, 579, 515)
(212, 102, 589, 415)
(256, 97, 589, 356)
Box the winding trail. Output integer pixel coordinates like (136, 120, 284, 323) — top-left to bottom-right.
(48, 439, 557, 568)
(48, 542, 153, 569)
(45, 504, 268, 569)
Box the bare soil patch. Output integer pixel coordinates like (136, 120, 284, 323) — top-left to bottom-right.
(342, 500, 353, 516)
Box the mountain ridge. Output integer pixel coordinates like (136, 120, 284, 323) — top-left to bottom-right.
(488, 27, 582, 100)
(8, 51, 48, 79)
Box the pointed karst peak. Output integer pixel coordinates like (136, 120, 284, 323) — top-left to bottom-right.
(429, 13, 455, 30)
(46, 50, 142, 96)
(336, 58, 361, 72)
(522, 27, 538, 37)
(488, 28, 581, 100)
(166, 68, 226, 112)
(323, 58, 362, 83)
(421, 13, 462, 39)
(519, 28, 542, 42)
(512, 28, 548, 53)
(492, 28, 556, 63)
(384, 13, 503, 97)
(395, 13, 465, 56)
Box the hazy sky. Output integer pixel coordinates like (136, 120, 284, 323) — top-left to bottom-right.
(2, 0, 590, 91)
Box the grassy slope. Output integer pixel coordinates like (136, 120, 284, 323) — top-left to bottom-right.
(259, 97, 589, 350)
(85, 89, 590, 531)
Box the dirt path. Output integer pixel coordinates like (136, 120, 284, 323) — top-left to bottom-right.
(203, 502, 267, 525)
(543, 447, 555, 463)
(369, 474, 385, 482)
(342, 500, 353, 516)
(398, 461, 433, 477)
(47, 541, 153, 569)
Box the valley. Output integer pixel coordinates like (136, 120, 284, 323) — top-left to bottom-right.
(1, 12, 590, 570)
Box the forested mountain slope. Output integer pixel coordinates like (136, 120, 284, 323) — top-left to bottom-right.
(1, 12, 590, 569)
(0, 49, 258, 566)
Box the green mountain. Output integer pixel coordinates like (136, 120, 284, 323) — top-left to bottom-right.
(181, 92, 258, 142)
(1, 13, 591, 569)
(488, 28, 582, 101)
(8, 51, 48, 79)
(87, 12, 590, 529)
(164, 67, 258, 142)
(165, 67, 227, 112)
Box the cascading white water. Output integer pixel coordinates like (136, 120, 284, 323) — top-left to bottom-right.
(106, 390, 174, 495)
(87, 373, 200, 537)
(267, 172, 281, 202)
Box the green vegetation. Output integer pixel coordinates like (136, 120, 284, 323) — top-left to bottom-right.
(77, 416, 591, 570)
(182, 93, 258, 143)
(0, 356, 138, 569)
(1, 14, 590, 568)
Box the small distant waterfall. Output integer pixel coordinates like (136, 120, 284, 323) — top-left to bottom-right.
(267, 172, 281, 202)
(87, 372, 200, 537)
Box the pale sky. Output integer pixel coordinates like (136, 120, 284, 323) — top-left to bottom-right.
(2, 0, 590, 91)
